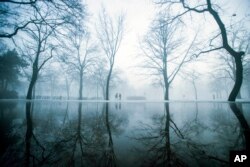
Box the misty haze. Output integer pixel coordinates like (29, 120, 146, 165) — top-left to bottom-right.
(0, 0, 250, 167)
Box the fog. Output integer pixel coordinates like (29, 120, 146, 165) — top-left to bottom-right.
(1, 0, 250, 101)
(1, 0, 250, 166)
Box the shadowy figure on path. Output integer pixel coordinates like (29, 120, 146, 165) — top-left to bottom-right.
(115, 93, 118, 100)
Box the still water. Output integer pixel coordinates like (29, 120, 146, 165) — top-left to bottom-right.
(0, 100, 249, 167)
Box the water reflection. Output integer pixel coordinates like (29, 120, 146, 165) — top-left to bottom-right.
(59, 103, 93, 166)
(64, 102, 95, 166)
(133, 103, 186, 167)
(102, 103, 117, 167)
(25, 101, 52, 166)
(0, 101, 249, 166)
(229, 103, 250, 151)
(0, 101, 19, 165)
(133, 102, 250, 167)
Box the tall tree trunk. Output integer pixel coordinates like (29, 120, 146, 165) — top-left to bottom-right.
(163, 69, 169, 100)
(193, 81, 198, 100)
(163, 48, 169, 101)
(79, 70, 83, 100)
(228, 56, 243, 101)
(26, 42, 40, 100)
(32, 83, 36, 99)
(105, 65, 113, 100)
(26, 67, 38, 100)
(164, 84, 169, 101)
(207, 0, 244, 101)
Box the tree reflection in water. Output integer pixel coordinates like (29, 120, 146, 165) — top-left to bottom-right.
(133, 102, 250, 167)
(67, 102, 95, 166)
(133, 103, 186, 167)
(0, 101, 20, 166)
(49, 102, 126, 166)
(23, 102, 97, 166)
(229, 103, 250, 151)
(25, 101, 48, 166)
(1, 101, 249, 166)
(51, 102, 97, 166)
(100, 102, 117, 167)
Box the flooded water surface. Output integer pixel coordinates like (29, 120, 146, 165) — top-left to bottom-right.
(0, 100, 250, 167)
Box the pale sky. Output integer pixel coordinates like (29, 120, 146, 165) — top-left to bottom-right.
(84, 0, 250, 91)
(85, 0, 157, 88)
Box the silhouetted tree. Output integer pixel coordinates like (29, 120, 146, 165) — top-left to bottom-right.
(215, 23, 250, 99)
(91, 60, 122, 99)
(0, 49, 27, 98)
(209, 73, 231, 99)
(60, 31, 97, 100)
(229, 103, 250, 150)
(133, 104, 186, 167)
(181, 70, 201, 100)
(22, 22, 57, 100)
(0, 0, 84, 38)
(0, 49, 27, 91)
(96, 8, 125, 100)
(158, 0, 246, 101)
(140, 13, 196, 100)
(12, 0, 86, 101)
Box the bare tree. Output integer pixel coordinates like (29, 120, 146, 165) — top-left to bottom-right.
(181, 69, 201, 100)
(3, 0, 86, 101)
(140, 13, 196, 100)
(215, 23, 250, 99)
(62, 68, 74, 100)
(96, 8, 125, 100)
(0, 0, 84, 38)
(60, 31, 97, 100)
(0, 0, 39, 38)
(21, 23, 56, 100)
(92, 60, 108, 99)
(158, 0, 247, 101)
(91, 59, 123, 99)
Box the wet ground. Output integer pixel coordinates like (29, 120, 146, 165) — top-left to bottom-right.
(0, 100, 249, 167)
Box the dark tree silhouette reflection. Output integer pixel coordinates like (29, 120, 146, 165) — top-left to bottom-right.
(133, 103, 186, 167)
(24, 101, 49, 166)
(101, 103, 117, 167)
(1, 101, 248, 166)
(51, 102, 97, 166)
(132, 102, 249, 167)
(0, 101, 19, 165)
(47, 102, 127, 166)
(229, 103, 250, 151)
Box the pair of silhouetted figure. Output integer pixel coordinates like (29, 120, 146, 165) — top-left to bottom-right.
(115, 103, 121, 110)
(115, 93, 122, 100)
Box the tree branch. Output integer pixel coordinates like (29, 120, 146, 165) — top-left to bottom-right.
(38, 47, 55, 72)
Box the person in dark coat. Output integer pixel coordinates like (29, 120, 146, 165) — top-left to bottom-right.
(119, 93, 121, 100)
